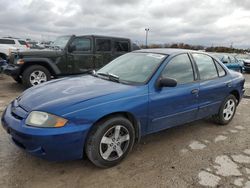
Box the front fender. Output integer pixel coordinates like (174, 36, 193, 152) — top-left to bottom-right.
(22, 58, 61, 75)
(63, 91, 149, 136)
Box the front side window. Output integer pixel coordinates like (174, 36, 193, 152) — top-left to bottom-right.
(97, 53, 166, 84)
(96, 39, 111, 52)
(70, 37, 91, 52)
(161, 54, 194, 84)
(192, 53, 218, 80)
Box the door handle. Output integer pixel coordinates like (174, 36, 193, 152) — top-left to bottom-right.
(191, 89, 199, 94)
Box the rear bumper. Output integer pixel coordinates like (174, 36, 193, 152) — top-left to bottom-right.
(3, 64, 21, 77)
(1, 103, 91, 161)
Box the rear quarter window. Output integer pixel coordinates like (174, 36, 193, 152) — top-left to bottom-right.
(114, 41, 129, 52)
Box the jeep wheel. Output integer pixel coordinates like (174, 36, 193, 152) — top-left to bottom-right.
(22, 65, 51, 87)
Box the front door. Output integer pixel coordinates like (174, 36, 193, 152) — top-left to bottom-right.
(67, 37, 94, 74)
(149, 53, 199, 133)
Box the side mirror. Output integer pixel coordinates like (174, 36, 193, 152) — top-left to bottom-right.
(68, 45, 76, 53)
(156, 77, 177, 88)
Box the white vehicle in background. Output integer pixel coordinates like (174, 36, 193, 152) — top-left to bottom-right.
(0, 37, 30, 60)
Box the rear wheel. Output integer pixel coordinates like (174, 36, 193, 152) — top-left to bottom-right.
(86, 116, 135, 168)
(211, 95, 237, 125)
(22, 65, 51, 87)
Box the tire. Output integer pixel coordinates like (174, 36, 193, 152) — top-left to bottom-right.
(86, 116, 135, 168)
(22, 65, 51, 88)
(13, 76, 22, 84)
(211, 94, 237, 125)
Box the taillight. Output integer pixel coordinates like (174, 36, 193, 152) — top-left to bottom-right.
(25, 43, 30, 48)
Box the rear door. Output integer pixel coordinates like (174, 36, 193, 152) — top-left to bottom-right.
(149, 53, 199, 133)
(94, 38, 112, 69)
(67, 37, 94, 74)
(191, 53, 230, 118)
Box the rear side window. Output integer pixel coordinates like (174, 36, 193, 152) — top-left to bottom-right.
(162, 54, 194, 84)
(96, 39, 111, 52)
(114, 41, 129, 52)
(70, 37, 91, 52)
(192, 53, 218, 80)
(18, 40, 26, 45)
(0, 39, 15, 44)
(215, 61, 226, 77)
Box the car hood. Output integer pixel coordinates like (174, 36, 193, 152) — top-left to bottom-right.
(17, 75, 134, 114)
(17, 49, 63, 58)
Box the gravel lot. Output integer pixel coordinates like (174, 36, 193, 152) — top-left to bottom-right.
(0, 74, 250, 188)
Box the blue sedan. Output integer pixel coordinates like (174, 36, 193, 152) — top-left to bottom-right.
(211, 53, 244, 73)
(1, 49, 245, 168)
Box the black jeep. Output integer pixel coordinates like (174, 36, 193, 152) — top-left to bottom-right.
(4, 35, 139, 87)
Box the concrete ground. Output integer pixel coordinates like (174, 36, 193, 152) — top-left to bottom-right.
(0, 74, 250, 188)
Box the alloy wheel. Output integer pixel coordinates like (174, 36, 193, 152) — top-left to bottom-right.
(30, 70, 47, 86)
(223, 99, 235, 121)
(99, 125, 130, 161)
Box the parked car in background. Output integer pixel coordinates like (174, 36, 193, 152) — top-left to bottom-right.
(27, 41, 45, 50)
(212, 53, 243, 73)
(235, 54, 250, 73)
(4, 35, 139, 87)
(1, 49, 245, 168)
(0, 37, 29, 60)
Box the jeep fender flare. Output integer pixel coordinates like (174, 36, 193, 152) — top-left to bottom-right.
(20, 58, 61, 76)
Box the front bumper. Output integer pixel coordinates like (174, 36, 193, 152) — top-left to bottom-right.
(3, 64, 21, 77)
(1, 102, 91, 161)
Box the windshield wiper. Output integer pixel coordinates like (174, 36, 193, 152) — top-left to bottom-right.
(96, 72, 120, 83)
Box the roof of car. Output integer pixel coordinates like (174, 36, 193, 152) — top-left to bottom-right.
(134, 48, 201, 55)
(77, 35, 130, 40)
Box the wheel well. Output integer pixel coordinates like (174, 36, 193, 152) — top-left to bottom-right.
(90, 112, 141, 143)
(0, 53, 7, 60)
(20, 62, 56, 77)
(230, 90, 240, 104)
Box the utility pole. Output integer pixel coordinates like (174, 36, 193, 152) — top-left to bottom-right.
(145, 28, 149, 48)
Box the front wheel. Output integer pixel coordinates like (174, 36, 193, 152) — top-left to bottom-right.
(86, 116, 135, 168)
(211, 95, 237, 125)
(22, 65, 51, 88)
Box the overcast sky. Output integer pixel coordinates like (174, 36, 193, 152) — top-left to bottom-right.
(0, 0, 250, 48)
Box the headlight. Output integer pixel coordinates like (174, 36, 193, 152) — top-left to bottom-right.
(25, 111, 68, 128)
(16, 59, 25, 65)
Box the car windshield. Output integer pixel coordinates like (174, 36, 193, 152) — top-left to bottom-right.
(236, 54, 250, 60)
(52, 36, 71, 49)
(97, 52, 167, 84)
